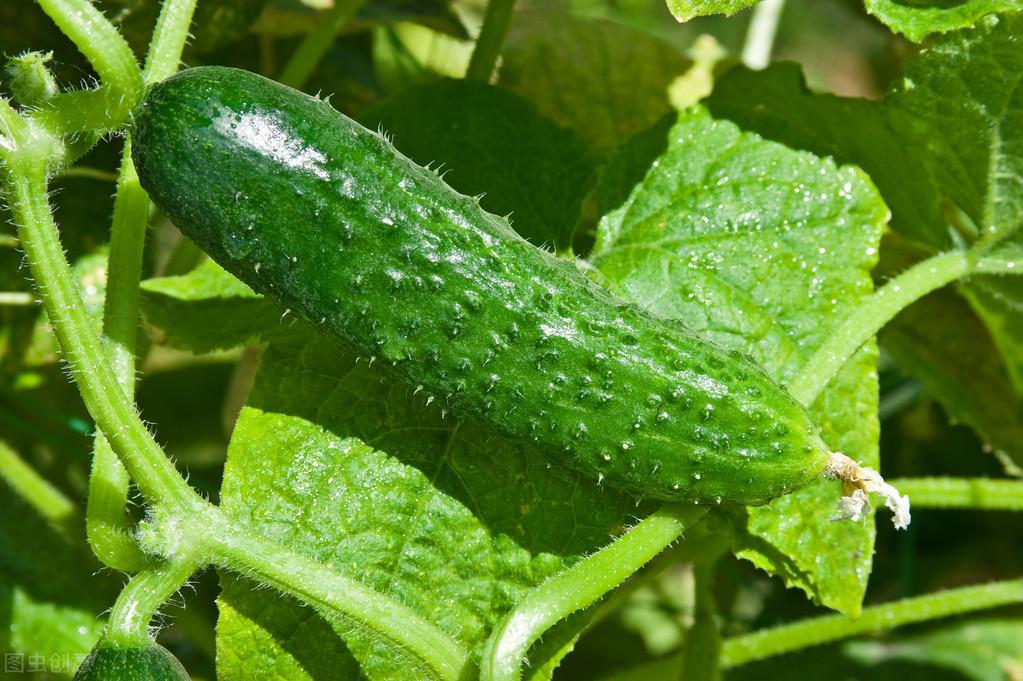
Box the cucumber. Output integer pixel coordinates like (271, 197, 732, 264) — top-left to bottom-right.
(74, 641, 189, 681)
(132, 66, 831, 506)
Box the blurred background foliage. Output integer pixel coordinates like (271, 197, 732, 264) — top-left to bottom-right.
(1, 0, 1021, 679)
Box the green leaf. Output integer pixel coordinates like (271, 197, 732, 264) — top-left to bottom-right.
(371, 22, 472, 94)
(254, 0, 468, 39)
(597, 113, 675, 220)
(705, 63, 948, 251)
(0, 480, 115, 678)
(139, 260, 280, 354)
(961, 275, 1023, 393)
(216, 327, 645, 678)
(862, 0, 1022, 42)
(592, 107, 887, 615)
(706, 25, 1023, 463)
(665, 0, 760, 22)
(362, 79, 597, 250)
(886, 13, 1023, 243)
(500, 9, 690, 152)
(845, 618, 1023, 681)
(881, 286, 1023, 467)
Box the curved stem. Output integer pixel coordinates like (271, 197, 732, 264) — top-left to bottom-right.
(741, 0, 785, 70)
(721, 577, 1023, 667)
(198, 508, 472, 681)
(890, 477, 1023, 511)
(87, 136, 152, 573)
(86, 0, 200, 573)
(278, 0, 369, 90)
(142, 0, 199, 84)
(0, 439, 78, 534)
(6, 156, 202, 514)
(480, 505, 707, 681)
(789, 251, 970, 406)
(105, 555, 203, 647)
(57, 166, 119, 182)
(466, 0, 516, 82)
(32, 0, 142, 135)
(680, 557, 722, 681)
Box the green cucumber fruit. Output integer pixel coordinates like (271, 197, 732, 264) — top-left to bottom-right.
(74, 641, 189, 681)
(132, 66, 831, 505)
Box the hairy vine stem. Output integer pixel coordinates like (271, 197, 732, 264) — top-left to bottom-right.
(721, 577, 1023, 666)
(195, 508, 473, 680)
(84, 0, 200, 573)
(890, 477, 1023, 510)
(480, 505, 707, 681)
(105, 555, 203, 647)
(32, 0, 142, 136)
(789, 250, 971, 406)
(7, 155, 203, 511)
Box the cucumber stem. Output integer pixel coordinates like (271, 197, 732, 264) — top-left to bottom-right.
(888, 477, 1023, 511)
(789, 251, 970, 406)
(825, 452, 910, 530)
(87, 0, 202, 574)
(480, 505, 707, 681)
(721, 576, 1023, 666)
(105, 555, 203, 647)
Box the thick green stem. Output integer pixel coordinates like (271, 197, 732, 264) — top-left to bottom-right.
(105, 555, 202, 647)
(88, 137, 152, 572)
(278, 0, 369, 90)
(480, 505, 708, 681)
(32, 0, 142, 135)
(789, 251, 970, 406)
(6, 155, 202, 514)
(679, 558, 722, 681)
(741, 0, 785, 69)
(0, 439, 77, 533)
(86, 0, 200, 574)
(142, 0, 199, 83)
(891, 477, 1023, 511)
(466, 0, 516, 82)
(197, 508, 472, 681)
(721, 577, 1023, 667)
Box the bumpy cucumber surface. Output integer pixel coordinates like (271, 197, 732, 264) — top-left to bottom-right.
(74, 642, 189, 681)
(132, 66, 830, 505)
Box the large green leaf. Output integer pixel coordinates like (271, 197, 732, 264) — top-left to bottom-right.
(139, 260, 279, 354)
(665, 0, 760, 22)
(362, 79, 597, 250)
(705, 63, 948, 251)
(886, 13, 1023, 243)
(216, 327, 645, 678)
(707, 17, 1023, 464)
(0, 478, 115, 679)
(592, 107, 887, 615)
(499, 9, 689, 152)
(881, 287, 1023, 466)
(863, 0, 1021, 42)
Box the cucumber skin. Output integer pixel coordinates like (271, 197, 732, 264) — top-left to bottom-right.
(132, 66, 829, 505)
(74, 643, 189, 681)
